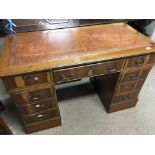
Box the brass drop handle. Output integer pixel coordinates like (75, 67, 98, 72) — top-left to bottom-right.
(135, 57, 145, 66)
(35, 104, 41, 108)
(28, 95, 40, 101)
(107, 64, 119, 73)
(129, 73, 139, 80)
(60, 73, 73, 80)
(24, 75, 39, 81)
(34, 77, 39, 81)
(37, 114, 46, 120)
(123, 94, 131, 101)
(35, 104, 45, 109)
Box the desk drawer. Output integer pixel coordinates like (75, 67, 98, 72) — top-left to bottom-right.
(120, 67, 151, 83)
(4, 71, 50, 90)
(125, 53, 155, 68)
(53, 66, 89, 83)
(116, 80, 146, 94)
(12, 87, 54, 106)
(53, 59, 124, 83)
(19, 98, 57, 115)
(113, 91, 138, 104)
(91, 59, 123, 75)
(109, 99, 138, 113)
(116, 81, 136, 94)
(23, 109, 59, 124)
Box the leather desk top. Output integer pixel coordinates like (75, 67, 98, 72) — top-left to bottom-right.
(0, 23, 155, 77)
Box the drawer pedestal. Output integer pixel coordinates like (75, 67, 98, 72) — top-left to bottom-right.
(3, 71, 62, 133)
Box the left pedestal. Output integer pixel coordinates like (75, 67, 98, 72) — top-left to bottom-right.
(3, 71, 62, 134)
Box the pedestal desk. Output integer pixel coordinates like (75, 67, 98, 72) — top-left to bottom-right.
(0, 23, 155, 133)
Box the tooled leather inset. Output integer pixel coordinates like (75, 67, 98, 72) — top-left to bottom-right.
(10, 24, 152, 66)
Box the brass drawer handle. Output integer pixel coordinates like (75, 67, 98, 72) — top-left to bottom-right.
(34, 77, 39, 81)
(107, 64, 119, 73)
(23, 75, 39, 81)
(35, 104, 41, 108)
(28, 95, 40, 101)
(60, 73, 73, 80)
(129, 73, 139, 80)
(35, 104, 45, 109)
(36, 114, 46, 120)
(123, 94, 131, 101)
(135, 57, 145, 66)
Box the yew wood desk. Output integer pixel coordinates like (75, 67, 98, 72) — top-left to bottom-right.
(0, 23, 155, 133)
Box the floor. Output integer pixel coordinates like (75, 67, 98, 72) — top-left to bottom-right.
(1, 64, 155, 135)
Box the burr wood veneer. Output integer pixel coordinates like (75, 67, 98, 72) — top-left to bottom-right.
(0, 23, 155, 133)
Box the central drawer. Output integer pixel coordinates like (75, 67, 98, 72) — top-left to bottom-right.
(11, 87, 54, 106)
(53, 59, 124, 83)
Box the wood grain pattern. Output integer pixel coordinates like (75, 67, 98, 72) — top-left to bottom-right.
(25, 117, 62, 133)
(113, 91, 139, 104)
(11, 87, 54, 106)
(120, 67, 151, 83)
(124, 53, 155, 68)
(18, 98, 57, 115)
(53, 59, 124, 83)
(23, 109, 60, 124)
(4, 71, 50, 90)
(108, 99, 138, 113)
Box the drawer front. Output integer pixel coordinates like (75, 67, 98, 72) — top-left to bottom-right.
(113, 91, 138, 104)
(125, 54, 151, 68)
(19, 98, 57, 115)
(109, 99, 138, 113)
(12, 88, 53, 106)
(53, 66, 89, 83)
(116, 79, 147, 95)
(4, 71, 50, 90)
(148, 53, 155, 64)
(116, 81, 136, 94)
(53, 59, 124, 83)
(120, 67, 151, 83)
(23, 109, 59, 124)
(91, 59, 124, 75)
(135, 79, 146, 90)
